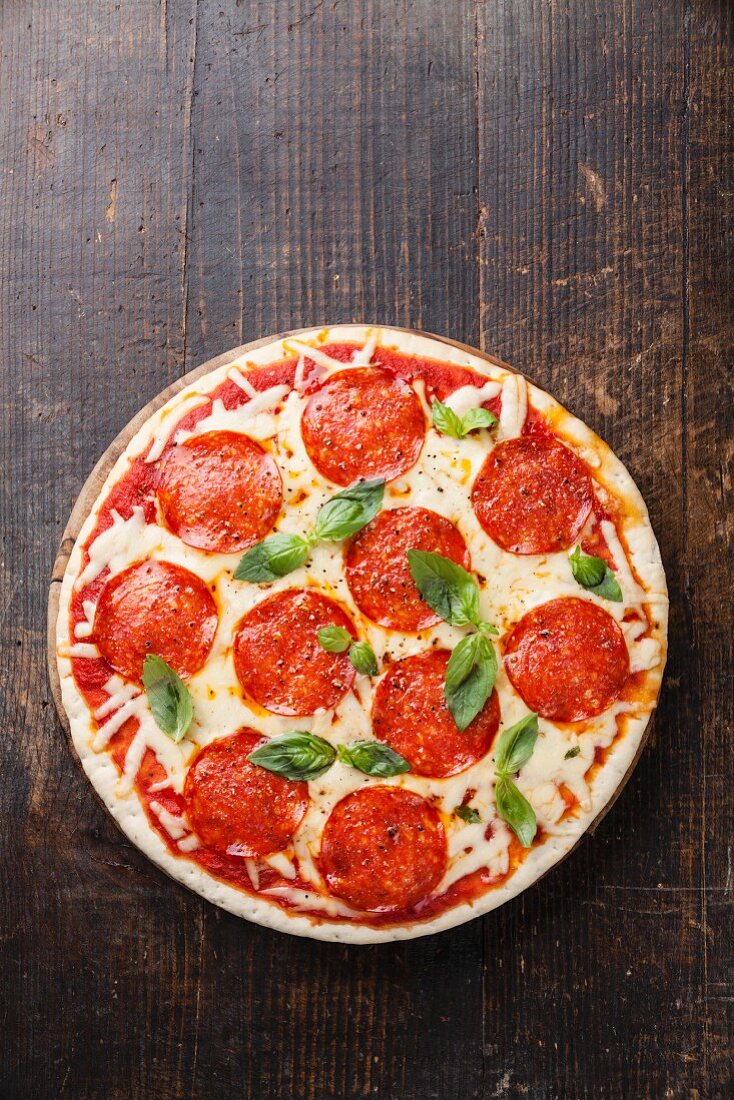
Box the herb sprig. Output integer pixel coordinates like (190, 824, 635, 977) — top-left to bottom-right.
(493, 713, 539, 847)
(455, 803, 481, 824)
(317, 626, 379, 676)
(142, 654, 194, 743)
(247, 731, 337, 781)
(406, 550, 498, 730)
(235, 478, 385, 583)
(337, 741, 410, 777)
(569, 546, 623, 602)
(248, 731, 409, 781)
(431, 398, 498, 440)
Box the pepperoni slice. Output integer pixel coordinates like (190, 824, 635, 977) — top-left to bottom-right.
(372, 649, 500, 777)
(319, 786, 447, 912)
(300, 366, 425, 485)
(233, 588, 356, 715)
(93, 560, 217, 681)
(157, 430, 282, 553)
(472, 434, 594, 554)
(503, 596, 629, 721)
(345, 507, 470, 632)
(184, 729, 308, 858)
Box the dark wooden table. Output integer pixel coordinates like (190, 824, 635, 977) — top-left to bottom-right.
(2, 2, 732, 1097)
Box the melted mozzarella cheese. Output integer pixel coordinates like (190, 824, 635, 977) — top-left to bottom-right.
(70, 337, 663, 912)
(601, 518, 647, 609)
(59, 642, 100, 658)
(177, 835, 201, 852)
(175, 385, 290, 444)
(445, 379, 501, 417)
(74, 600, 97, 638)
(498, 373, 527, 439)
(350, 329, 379, 366)
(285, 341, 350, 372)
(244, 860, 260, 890)
(144, 393, 209, 462)
(149, 801, 189, 840)
(93, 695, 145, 750)
(264, 852, 297, 880)
(95, 678, 139, 719)
(75, 507, 149, 590)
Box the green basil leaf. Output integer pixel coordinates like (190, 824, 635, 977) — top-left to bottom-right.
(455, 803, 481, 824)
(336, 741, 410, 777)
(444, 632, 497, 731)
(431, 399, 498, 440)
(495, 776, 537, 848)
(494, 713, 539, 775)
(234, 533, 310, 582)
(142, 654, 193, 743)
(314, 478, 385, 541)
(444, 631, 482, 690)
(348, 640, 379, 676)
(460, 407, 498, 435)
(406, 549, 481, 627)
(569, 546, 624, 602)
(564, 745, 581, 759)
(569, 545, 606, 588)
(247, 731, 336, 781)
(431, 398, 464, 439)
(317, 624, 352, 653)
(590, 567, 624, 602)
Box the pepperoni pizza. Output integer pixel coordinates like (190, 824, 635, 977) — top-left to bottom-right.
(52, 326, 667, 942)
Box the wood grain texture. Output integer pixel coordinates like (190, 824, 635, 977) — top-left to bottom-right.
(2, 1, 732, 1098)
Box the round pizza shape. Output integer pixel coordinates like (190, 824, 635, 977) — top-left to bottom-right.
(51, 325, 668, 943)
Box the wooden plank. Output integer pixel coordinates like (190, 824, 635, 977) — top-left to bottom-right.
(476, 1, 719, 1095)
(182, 0, 480, 368)
(686, 2, 734, 1092)
(0, 1, 204, 1097)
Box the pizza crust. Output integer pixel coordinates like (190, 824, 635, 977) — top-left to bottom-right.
(51, 325, 668, 943)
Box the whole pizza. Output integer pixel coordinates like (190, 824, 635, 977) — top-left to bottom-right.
(52, 325, 668, 942)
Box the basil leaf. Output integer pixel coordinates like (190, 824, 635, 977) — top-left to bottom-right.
(444, 631, 482, 689)
(432, 399, 498, 440)
(317, 625, 352, 653)
(444, 632, 497, 731)
(455, 803, 481, 824)
(406, 549, 481, 627)
(337, 741, 410, 777)
(348, 641, 379, 676)
(569, 547, 623, 603)
(495, 776, 537, 848)
(494, 713, 539, 775)
(565, 745, 581, 759)
(234, 533, 310, 582)
(569, 545, 605, 588)
(590, 568, 623, 603)
(247, 731, 336, 781)
(460, 407, 498, 435)
(142, 654, 193, 743)
(431, 398, 464, 439)
(314, 478, 385, 541)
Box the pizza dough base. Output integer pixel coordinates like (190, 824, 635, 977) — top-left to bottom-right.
(53, 325, 668, 943)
